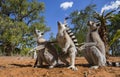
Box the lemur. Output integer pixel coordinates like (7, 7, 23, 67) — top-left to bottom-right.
(29, 29, 59, 68)
(56, 18, 84, 70)
(83, 21, 120, 69)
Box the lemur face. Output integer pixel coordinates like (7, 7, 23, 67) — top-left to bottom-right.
(87, 21, 100, 31)
(57, 21, 67, 31)
(35, 29, 44, 37)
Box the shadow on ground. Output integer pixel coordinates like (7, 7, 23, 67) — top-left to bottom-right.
(10, 64, 32, 67)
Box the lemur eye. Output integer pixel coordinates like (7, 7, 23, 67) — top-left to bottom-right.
(65, 25, 67, 27)
(92, 22, 94, 25)
(38, 31, 40, 33)
(41, 33, 44, 35)
(96, 23, 100, 26)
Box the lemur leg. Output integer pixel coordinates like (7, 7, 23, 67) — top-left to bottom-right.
(49, 59, 57, 68)
(84, 48, 94, 65)
(87, 46, 106, 68)
(84, 42, 106, 57)
(33, 50, 39, 68)
(38, 52, 43, 67)
(34, 50, 43, 68)
(62, 31, 70, 53)
(44, 51, 58, 69)
(33, 56, 38, 67)
(33, 50, 37, 59)
(82, 42, 98, 65)
(59, 53, 69, 66)
(67, 47, 78, 71)
(34, 57, 43, 68)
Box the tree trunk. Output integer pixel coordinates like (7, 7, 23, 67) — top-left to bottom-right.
(4, 43, 13, 56)
(98, 23, 110, 58)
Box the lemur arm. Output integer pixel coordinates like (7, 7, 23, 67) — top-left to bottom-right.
(34, 45, 45, 51)
(84, 42, 97, 47)
(28, 45, 45, 54)
(62, 30, 71, 53)
(77, 42, 97, 51)
(46, 40, 58, 44)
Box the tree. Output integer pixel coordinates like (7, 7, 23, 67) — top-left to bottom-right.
(69, 4, 96, 43)
(93, 10, 116, 56)
(108, 12, 120, 56)
(110, 30, 120, 46)
(0, 0, 49, 56)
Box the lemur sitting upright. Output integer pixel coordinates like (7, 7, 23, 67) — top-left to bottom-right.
(83, 21, 120, 69)
(29, 29, 59, 68)
(56, 20, 82, 70)
(56, 17, 87, 71)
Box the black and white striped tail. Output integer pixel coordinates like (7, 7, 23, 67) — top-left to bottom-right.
(106, 61, 120, 67)
(65, 26, 79, 47)
(64, 17, 80, 48)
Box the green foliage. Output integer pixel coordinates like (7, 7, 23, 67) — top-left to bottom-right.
(93, 10, 116, 54)
(0, 0, 49, 56)
(49, 32, 56, 41)
(0, 16, 28, 46)
(94, 10, 115, 23)
(20, 48, 31, 56)
(69, 4, 120, 56)
(110, 30, 120, 46)
(69, 4, 96, 56)
(109, 13, 120, 36)
(69, 4, 96, 43)
(108, 12, 120, 56)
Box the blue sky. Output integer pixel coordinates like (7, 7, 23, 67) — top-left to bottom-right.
(38, 0, 117, 40)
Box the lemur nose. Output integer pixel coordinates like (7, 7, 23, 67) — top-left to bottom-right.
(41, 32, 44, 35)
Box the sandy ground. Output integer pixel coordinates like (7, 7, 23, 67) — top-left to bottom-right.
(0, 56, 120, 77)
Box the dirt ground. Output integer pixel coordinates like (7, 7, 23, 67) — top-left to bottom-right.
(0, 56, 120, 77)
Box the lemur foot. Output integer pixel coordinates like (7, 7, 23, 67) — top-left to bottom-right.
(49, 66, 54, 69)
(90, 66, 99, 69)
(62, 47, 70, 54)
(33, 65, 38, 68)
(67, 65, 78, 71)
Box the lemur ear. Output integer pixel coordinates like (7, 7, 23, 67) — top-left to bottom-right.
(87, 21, 91, 26)
(65, 17, 69, 20)
(34, 28, 39, 36)
(57, 21, 61, 26)
(35, 28, 37, 33)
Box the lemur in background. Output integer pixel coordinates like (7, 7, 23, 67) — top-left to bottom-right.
(83, 21, 120, 69)
(29, 29, 59, 68)
(56, 18, 119, 70)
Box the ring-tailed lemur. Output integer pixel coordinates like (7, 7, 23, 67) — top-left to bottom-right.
(29, 29, 59, 68)
(83, 21, 120, 69)
(64, 17, 80, 48)
(56, 19, 84, 70)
